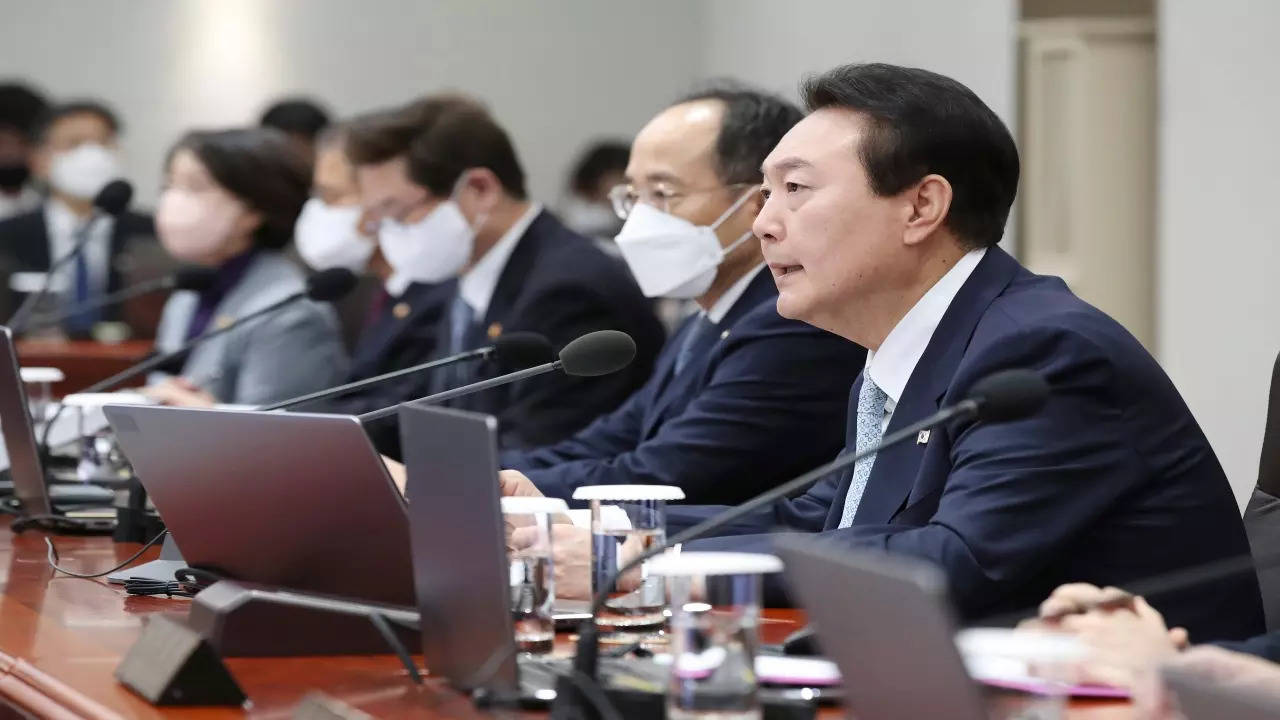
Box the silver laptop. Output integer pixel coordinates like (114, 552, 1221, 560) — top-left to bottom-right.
(1163, 663, 1280, 719)
(104, 404, 414, 608)
(775, 535, 990, 720)
(398, 402, 601, 702)
(0, 325, 114, 523)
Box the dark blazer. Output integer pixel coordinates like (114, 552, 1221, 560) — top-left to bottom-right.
(391, 209, 665, 455)
(0, 205, 155, 328)
(502, 268, 864, 504)
(676, 247, 1263, 643)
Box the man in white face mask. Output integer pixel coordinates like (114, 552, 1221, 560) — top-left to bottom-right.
(346, 97, 664, 455)
(498, 85, 866, 530)
(0, 100, 155, 337)
(294, 112, 460, 418)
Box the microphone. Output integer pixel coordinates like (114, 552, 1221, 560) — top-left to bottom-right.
(358, 329, 636, 424)
(553, 368, 1051, 719)
(258, 331, 555, 412)
(7, 180, 135, 332)
(25, 267, 217, 331)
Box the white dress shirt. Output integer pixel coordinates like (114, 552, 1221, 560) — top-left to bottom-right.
(706, 262, 766, 324)
(865, 248, 986, 431)
(458, 203, 542, 318)
(44, 198, 114, 301)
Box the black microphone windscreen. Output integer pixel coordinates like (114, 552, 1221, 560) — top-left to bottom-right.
(306, 268, 358, 302)
(558, 330, 636, 377)
(93, 180, 133, 216)
(172, 267, 218, 293)
(493, 332, 555, 370)
(966, 369, 1050, 423)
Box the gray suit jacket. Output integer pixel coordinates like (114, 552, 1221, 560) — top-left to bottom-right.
(152, 252, 349, 405)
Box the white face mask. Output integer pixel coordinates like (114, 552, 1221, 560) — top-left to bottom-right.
(560, 196, 621, 238)
(613, 189, 755, 299)
(377, 174, 485, 284)
(48, 143, 122, 200)
(294, 198, 375, 273)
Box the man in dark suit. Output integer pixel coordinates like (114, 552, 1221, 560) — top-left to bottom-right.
(499, 86, 863, 505)
(348, 97, 664, 453)
(0, 100, 155, 336)
(504, 64, 1261, 644)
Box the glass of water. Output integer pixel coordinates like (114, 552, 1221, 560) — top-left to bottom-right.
(649, 551, 783, 720)
(572, 484, 685, 639)
(500, 496, 568, 655)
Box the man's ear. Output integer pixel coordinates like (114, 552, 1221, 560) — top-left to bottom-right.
(902, 173, 952, 247)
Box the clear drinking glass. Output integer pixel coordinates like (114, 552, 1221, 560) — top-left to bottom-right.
(649, 551, 783, 720)
(572, 484, 685, 639)
(957, 627, 1088, 720)
(500, 496, 568, 655)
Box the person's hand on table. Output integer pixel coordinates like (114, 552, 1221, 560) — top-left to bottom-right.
(140, 377, 216, 407)
(499, 469, 545, 498)
(511, 522, 593, 600)
(383, 456, 406, 494)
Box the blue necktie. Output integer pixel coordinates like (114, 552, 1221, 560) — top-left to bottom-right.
(440, 293, 476, 395)
(837, 377, 889, 528)
(65, 251, 97, 333)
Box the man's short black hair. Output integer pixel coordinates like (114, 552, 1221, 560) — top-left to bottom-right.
(801, 63, 1019, 249)
(0, 83, 49, 138)
(676, 81, 804, 186)
(259, 98, 331, 141)
(406, 106, 527, 200)
(570, 141, 629, 196)
(33, 100, 121, 143)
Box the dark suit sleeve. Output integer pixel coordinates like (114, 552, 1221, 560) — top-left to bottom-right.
(502, 381, 650, 473)
(786, 325, 1140, 614)
(1215, 633, 1280, 663)
(513, 328, 857, 503)
(498, 282, 652, 449)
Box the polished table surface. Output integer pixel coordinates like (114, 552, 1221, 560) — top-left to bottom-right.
(15, 340, 152, 397)
(0, 528, 1138, 719)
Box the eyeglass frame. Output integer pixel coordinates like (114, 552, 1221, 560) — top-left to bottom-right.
(607, 181, 758, 220)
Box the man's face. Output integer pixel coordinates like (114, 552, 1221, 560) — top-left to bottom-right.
(755, 108, 915, 333)
(313, 144, 361, 207)
(624, 99, 751, 241)
(355, 155, 437, 225)
(31, 112, 117, 181)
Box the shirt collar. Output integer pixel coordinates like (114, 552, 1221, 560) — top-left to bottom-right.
(459, 203, 541, 317)
(865, 248, 986, 404)
(706, 262, 766, 324)
(45, 197, 82, 237)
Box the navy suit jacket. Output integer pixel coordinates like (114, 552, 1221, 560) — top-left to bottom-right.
(502, 268, 864, 504)
(317, 280, 454, 418)
(0, 206, 155, 330)
(394, 210, 665, 454)
(676, 247, 1263, 643)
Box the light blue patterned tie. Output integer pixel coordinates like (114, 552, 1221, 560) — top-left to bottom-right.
(838, 376, 889, 528)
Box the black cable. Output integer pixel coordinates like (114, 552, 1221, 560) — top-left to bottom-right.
(460, 643, 518, 692)
(563, 669, 623, 720)
(44, 530, 168, 579)
(368, 611, 423, 685)
(11, 513, 107, 533)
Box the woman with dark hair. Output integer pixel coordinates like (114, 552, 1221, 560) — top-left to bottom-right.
(142, 127, 348, 406)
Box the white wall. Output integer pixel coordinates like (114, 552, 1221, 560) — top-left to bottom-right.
(0, 0, 704, 206)
(1158, 0, 1280, 507)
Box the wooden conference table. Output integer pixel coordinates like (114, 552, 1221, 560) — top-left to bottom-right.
(0, 529, 1136, 719)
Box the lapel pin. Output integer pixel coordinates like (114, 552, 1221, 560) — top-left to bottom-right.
(719, 329, 730, 340)
(487, 322, 503, 339)
(214, 315, 234, 331)
(917, 430, 930, 445)
(392, 302, 411, 320)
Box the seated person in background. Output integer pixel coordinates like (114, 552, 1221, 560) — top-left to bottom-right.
(504, 63, 1262, 644)
(558, 139, 629, 243)
(293, 115, 456, 413)
(0, 100, 157, 336)
(259, 97, 330, 164)
(142, 128, 348, 406)
(501, 85, 864, 505)
(0, 83, 48, 221)
(348, 97, 664, 453)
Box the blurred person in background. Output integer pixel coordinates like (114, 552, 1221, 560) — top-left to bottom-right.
(0, 100, 156, 336)
(0, 82, 48, 220)
(293, 115, 454, 415)
(559, 139, 629, 243)
(142, 127, 347, 407)
(348, 96, 664, 454)
(260, 97, 331, 164)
